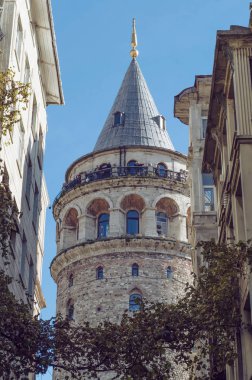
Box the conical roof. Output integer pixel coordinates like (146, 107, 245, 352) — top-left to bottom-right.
(93, 59, 174, 152)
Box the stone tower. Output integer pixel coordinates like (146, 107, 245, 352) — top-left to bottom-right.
(51, 21, 191, 379)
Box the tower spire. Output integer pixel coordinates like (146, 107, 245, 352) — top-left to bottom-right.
(130, 18, 139, 59)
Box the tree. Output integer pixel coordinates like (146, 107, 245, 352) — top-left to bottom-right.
(1, 240, 251, 379)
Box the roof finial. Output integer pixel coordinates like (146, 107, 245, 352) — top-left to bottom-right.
(130, 18, 139, 59)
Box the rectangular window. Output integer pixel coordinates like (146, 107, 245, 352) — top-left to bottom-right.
(32, 182, 39, 231)
(20, 232, 27, 281)
(25, 155, 32, 207)
(24, 58, 30, 84)
(0, 0, 4, 42)
(31, 96, 37, 137)
(10, 229, 16, 258)
(28, 257, 34, 296)
(202, 173, 215, 211)
(15, 17, 23, 65)
(17, 120, 25, 173)
(37, 128, 43, 170)
(201, 117, 208, 139)
(202, 173, 214, 186)
(204, 188, 214, 211)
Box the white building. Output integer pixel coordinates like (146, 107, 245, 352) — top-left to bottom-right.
(0, 0, 63, 314)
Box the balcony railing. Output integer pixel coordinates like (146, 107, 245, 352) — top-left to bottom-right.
(53, 165, 187, 208)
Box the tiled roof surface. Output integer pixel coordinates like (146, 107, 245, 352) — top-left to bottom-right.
(94, 59, 174, 151)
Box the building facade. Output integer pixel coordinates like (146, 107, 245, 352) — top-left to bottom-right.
(202, 12, 252, 380)
(174, 76, 217, 274)
(0, 0, 63, 314)
(51, 23, 191, 379)
(175, 6, 252, 380)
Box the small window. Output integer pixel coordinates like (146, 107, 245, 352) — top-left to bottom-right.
(37, 128, 43, 170)
(97, 213, 109, 238)
(69, 274, 73, 287)
(126, 210, 139, 235)
(24, 58, 30, 84)
(67, 301, 74, 320)
(31, 96, 37, 137)
(96, 266, 104, 280)
(15, 18, 23, 64)
(25, 156, 32, 206)
(132, 263, 139, 277)
(203, 188, 214, 211)
(129, 293, 142, 312)
(28, 257, 34, 296)
(201, 118, 207, 139)
(114, 111, 125, 127)
(167, 266, 173, 279)
(154, 115, 166, 130)
(156, 212, 168, 236)
(20, 232, 27, 280)
(202, 173, 214, 186)
(17, 120, 25, 172)
(32, 182, 39, 231)
(157, 163, 167, 178)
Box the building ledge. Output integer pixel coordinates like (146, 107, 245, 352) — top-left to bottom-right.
(50, 236, 191, 280)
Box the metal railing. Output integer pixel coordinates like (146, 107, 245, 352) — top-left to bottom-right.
(53, 166, 187, 208)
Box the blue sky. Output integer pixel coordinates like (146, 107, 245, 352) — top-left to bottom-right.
(39, 1, 249, 378)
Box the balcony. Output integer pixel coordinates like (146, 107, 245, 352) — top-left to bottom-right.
(53, 165, 187, 208)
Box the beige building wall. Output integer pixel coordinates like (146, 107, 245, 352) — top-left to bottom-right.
(202, 15, 252, 380)
(174, 76, 218, 275)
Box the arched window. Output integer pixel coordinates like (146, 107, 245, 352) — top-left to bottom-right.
(97, 213, 109, 238)
(114, 111, 125, 127)
(67, 300, 74, 320)
(157, 163, 167, 177)
(132, 263, 139, 277)
(129, 293, 142, 311)
(126, 210, 139, 235)
(156, 212, 168, 236)
(96, 266, 104, 280)
(127, 160, 137, 175)
(68, 274, 73, 287)
(167, 266, 173, 279)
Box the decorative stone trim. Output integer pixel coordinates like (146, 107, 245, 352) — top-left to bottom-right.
(50, 236, 191, 281)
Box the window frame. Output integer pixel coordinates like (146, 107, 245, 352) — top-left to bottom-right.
(201, 117, 208, 139)
(156, 162, 167, 178)
(96, 266, 104, 280)
(113, 111, 125, 127)
(15, 17, 23, 67)
(131, 263, 139, 277)
(156, 211, 168, 236)
(166, 266, 173, 279)
(126, 210, 139, 235)
(129, 293, 142, 312)
(97, 213, 109, 238)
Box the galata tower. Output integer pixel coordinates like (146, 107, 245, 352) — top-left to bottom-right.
(51, 20, 191, 379)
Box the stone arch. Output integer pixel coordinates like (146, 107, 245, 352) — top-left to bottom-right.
(120, 193, 145, 212)
(86, 197, 111, 217)
(154, 196, 179, 217)
(61, 202, 82, 224)
(129, 287, 142, 295)
(62, 207, 79, 248)
(85, 198, 111, 240)
(153, 197, 180, 239)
